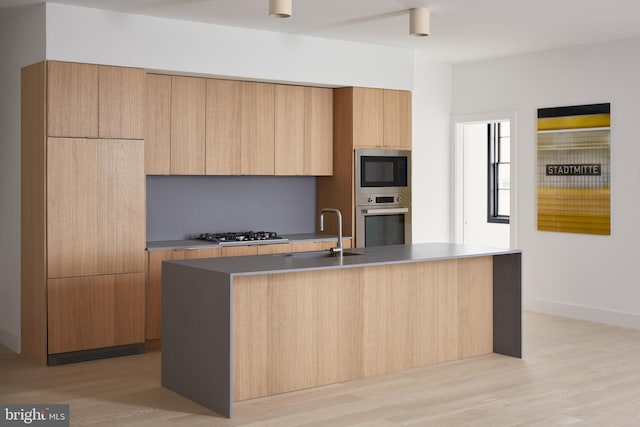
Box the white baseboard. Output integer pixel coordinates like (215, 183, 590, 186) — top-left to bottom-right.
(525, 298, 640, 330)
(0, 326, 20, 353)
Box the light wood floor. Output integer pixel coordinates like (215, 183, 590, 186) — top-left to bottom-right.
(2, 311, 640, 426)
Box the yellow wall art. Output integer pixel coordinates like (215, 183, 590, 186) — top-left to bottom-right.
(537, 103, 611, 235)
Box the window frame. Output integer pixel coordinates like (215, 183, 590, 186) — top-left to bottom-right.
(487, 122, 510, 224)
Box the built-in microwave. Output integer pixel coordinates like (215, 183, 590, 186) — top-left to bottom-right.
(355, 149, 410, 191)
(355, 149, 411, 206)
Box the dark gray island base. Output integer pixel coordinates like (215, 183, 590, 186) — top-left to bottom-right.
(161, 242, 521, 418)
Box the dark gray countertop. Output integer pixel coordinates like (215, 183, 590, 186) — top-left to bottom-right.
(165, 242, 521, 276)
(146, 233, 350, 251)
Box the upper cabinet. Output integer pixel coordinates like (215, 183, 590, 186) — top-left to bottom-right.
(241, 82, 275, 175)
(304, 87, 333, 176)
(171, 76, 206, 175)
(206, 79, 242, 175)
(275, 85, 305, 175)
(143, 73, 334, 177)
(98, 66, 145, 139)
(351, 87, 412, 149)
(144, 74, 171, 175)
(46, 61, 144, 140)
(274, 85, 333, 176)
(383, 89, 412, 149)
(47, 62, 98, 138)
(352, 87, 384, 149)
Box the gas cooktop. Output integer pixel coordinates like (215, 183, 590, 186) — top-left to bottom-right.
(194, 231, 288, 246)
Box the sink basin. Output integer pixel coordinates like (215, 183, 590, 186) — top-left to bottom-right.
(273, 250, 362, 259)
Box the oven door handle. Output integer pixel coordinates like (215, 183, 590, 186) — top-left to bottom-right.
(362, 207, 409, 215)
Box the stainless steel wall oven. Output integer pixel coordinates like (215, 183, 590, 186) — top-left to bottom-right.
(355, 149, 411, 247)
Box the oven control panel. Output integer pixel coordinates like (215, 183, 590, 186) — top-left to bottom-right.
(356, 192, 410, 206)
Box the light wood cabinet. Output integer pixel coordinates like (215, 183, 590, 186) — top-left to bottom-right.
(304, 87, 333, 175)
(47, 273, 145, 354)
(256, 243, 293, 255)
(98, 65, 145, 139)
(206, 79, 242, 175)
(275, 85, 305, 175)
(47, 61, 144, 139)
(274, 85, 333, 176)
(171, 76, 206, 175)
(383, 89, 412, 149)
(221, 245, 259, 257)
(96, 139, 146, 274)
(350, 87, 412, 149)
(22, 61, 146, 365)
(144, 74, 171, 174)
(352, 87, 384, 149)
(46, 138, 99, 278)
(47, 61, 98, 138)
(144, 75, 332, 177)
(241, 82, 275, 175)
(46, 138, 145, 278)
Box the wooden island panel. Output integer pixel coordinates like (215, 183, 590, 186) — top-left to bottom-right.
(231, 256, 493, 402)
(232, 275, 268, 401)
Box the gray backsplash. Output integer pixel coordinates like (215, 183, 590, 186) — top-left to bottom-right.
(146, 176, 317, 241)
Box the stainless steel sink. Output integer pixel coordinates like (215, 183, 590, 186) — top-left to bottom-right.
(273, 250, 362, 259)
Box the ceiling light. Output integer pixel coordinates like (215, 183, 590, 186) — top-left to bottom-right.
(409, 8, 430, 37)
(269, 0, 292, 18)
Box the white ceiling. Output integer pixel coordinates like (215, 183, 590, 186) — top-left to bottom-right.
(3, 0, 640, 63)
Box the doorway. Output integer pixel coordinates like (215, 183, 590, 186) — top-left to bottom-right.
(453, 112, 517, 248)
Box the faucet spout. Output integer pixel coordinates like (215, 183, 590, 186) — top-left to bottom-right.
(320, 208, 343, 257)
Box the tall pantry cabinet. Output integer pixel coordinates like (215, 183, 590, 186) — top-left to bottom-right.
(21, 61, 146, 366)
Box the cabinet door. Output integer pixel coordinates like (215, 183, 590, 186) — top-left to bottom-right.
(47, 273, 145, 354)
(47, 138, 144, 278)
(47, 138, 99, 278)
(257, 243, 293, 255)
(98, 66, 144, 139)
(206, 79, 242, 175)
(383, 89, 412, 149)
(144, 74, 171, 174)
(275, 85, 305, 175)
(171, 76, 206, 175)
(304, 87, 333, 175)
(352, 87, 383, 148)
(47, 61, 98, 138)
(241, 82, 275, 175)
(97, 139, 145, 275)
(290, 241, 324, 252)
(221, 245, 258, 257)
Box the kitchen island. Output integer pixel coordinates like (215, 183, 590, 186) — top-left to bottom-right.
(161, 243, 521, 417)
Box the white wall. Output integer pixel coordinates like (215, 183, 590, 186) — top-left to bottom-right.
(1, 4, 451, 352)
(45, 3, 413, 90)
(453, 37, 640, 329)
(0, 5, 46, 353)
(411, 51, 452, 243)
(462, 123, 510, 248)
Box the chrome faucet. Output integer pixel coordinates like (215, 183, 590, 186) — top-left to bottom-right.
(320, 208, 343, 257)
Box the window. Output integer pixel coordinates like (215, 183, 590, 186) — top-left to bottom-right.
(488, 121, 510, 223)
